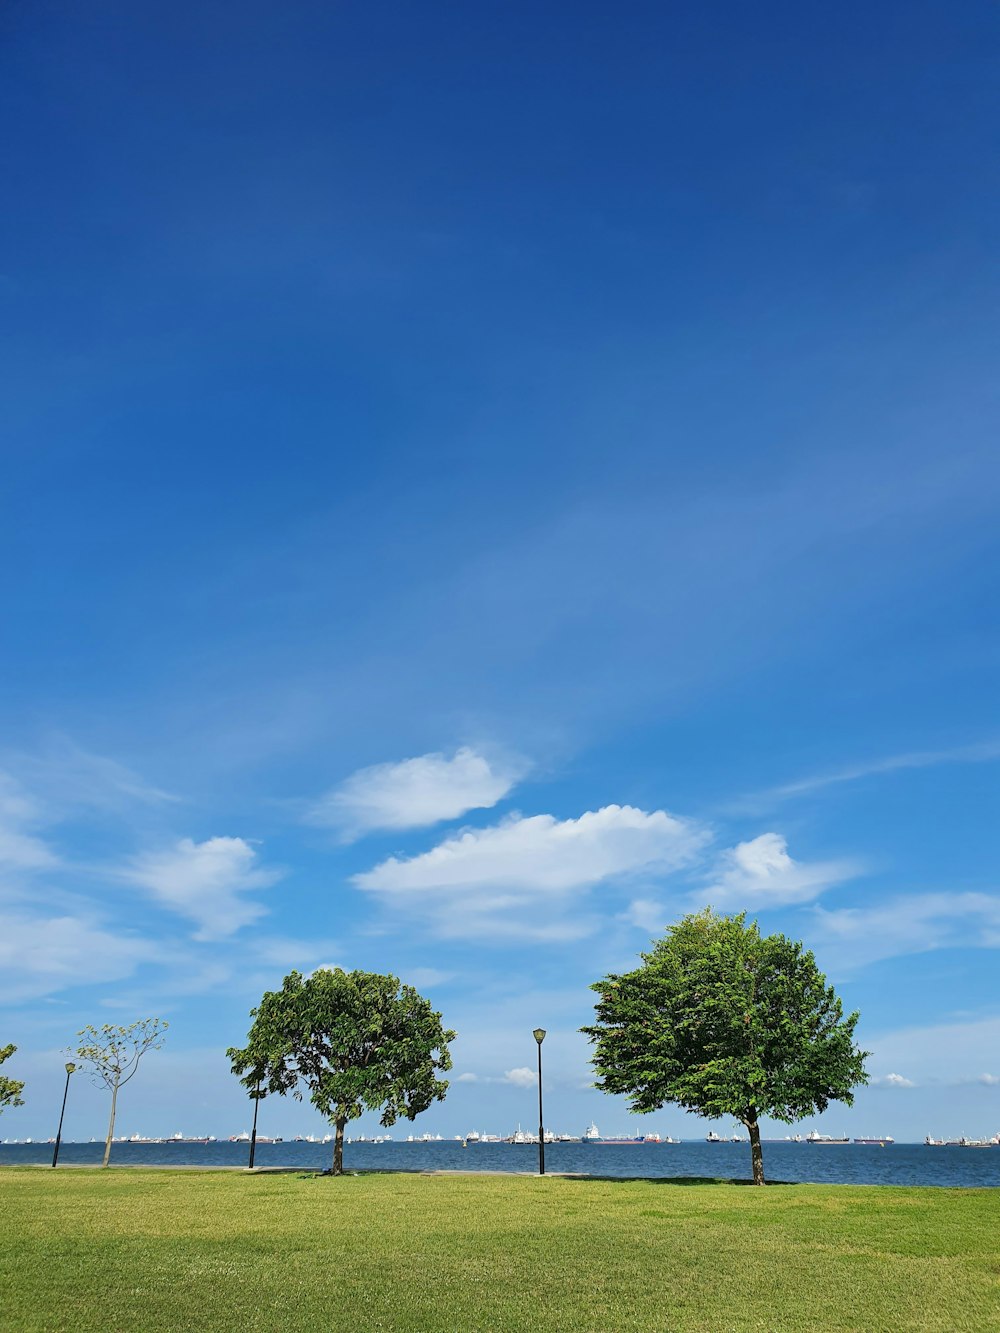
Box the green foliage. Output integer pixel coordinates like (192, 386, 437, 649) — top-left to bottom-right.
(582, 910, 868, 1179)
(0, 1043, 25, 1113)
(74, 1019, 169, 1091)
(228, 968, 455, 1164)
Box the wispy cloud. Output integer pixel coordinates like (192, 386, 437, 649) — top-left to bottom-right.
(621, 897, 669, 934)
(2, 738, 178, 815)
(743, 739, 1000, 809)
(871, 1072, 916, 1088)
(0, 912, 162, 1004)
(808, 892, 1000, 972)
(864, 1015, 1000, 1098)
(121, 837, 283, 940)
(406, 967, 454, 989)
(0, 774, 58, 873)
(306, 747, 525, 840)
(693, 833, 858, 911)
(248, 934, 341, 971)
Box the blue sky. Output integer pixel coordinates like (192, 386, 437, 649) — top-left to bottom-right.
(2, 0, 998, 1142)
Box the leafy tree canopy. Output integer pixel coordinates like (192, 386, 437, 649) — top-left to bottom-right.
(228, 968, 455, 1173)
(0, 1043, 25, 1114)
(582, 910, 868, 1182)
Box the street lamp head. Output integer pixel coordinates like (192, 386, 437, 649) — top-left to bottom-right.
(64, 1062, 76, 1075)
(533, 1028, 546, 1045)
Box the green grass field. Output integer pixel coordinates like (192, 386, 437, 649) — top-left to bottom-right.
(2, 1168, 998, 1332)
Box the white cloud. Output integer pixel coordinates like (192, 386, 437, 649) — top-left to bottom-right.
(978, 1074, 999, 1086)
(872, 1072, 916, 1088)
(353, 803, 707, 942)
(0, 913, 159, 1003)
(356, 804, 707, 895)
(456, 1069, 535, 1086)
(808, 892, 1000, 972)
(122, 837, 283, 940)
(0, 774, 58, 872)
(307, 747, 523, 839)
(503, 1067, 536, 1088)
(695, 833, 857, 910)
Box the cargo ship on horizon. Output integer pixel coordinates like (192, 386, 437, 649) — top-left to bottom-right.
(582, 1122, 677, 1144)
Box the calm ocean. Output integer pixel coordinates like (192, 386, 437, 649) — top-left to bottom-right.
(3, 1139, 999, 1187)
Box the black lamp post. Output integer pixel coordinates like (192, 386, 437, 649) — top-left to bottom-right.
(248, 1083, 261, 1170)
(533, 1029, 546, 1176)
(51, 1062, 76, 1168)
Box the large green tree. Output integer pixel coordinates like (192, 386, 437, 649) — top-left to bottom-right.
(73, 1019, 168, 1166)
(0, 1044, 25, 1115)
(228, 968, 456, 1174)
(582, 910, 868, 1183)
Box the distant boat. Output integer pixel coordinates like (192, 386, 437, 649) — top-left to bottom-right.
(580, 1122, 602, 1144)
(706, 1130, 725, 1143)
(853, 1137, 894, 1146)
(595, 1124, 672, 1145)
(599, 1134, 670, 1145)
(505, 1124, 536, 1144)
(806, 1132, 850, 1144)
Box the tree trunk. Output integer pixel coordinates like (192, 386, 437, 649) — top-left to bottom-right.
(102, 1082, 119, 1168)
(331, 1116, 346, 1175)
(747, 1111, 765, 1185)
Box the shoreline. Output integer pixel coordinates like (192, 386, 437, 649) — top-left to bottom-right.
(3, 1163, 998, 1189)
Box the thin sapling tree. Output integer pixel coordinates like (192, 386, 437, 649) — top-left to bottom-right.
(74, 1018, 168, 1166)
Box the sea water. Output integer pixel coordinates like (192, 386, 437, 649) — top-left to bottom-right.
(3, 1139, 999, 1187)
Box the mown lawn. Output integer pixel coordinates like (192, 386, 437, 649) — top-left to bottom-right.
(1, 1168, 998, 1332)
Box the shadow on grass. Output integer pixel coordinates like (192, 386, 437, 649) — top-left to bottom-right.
(278, 1168, 441, 1180)
(560, 1174, 798, 1187)
(265, 1168, 798, 1187)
